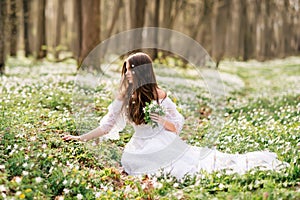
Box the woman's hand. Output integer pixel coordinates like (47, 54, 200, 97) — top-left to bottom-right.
(62, 135, 81, 141)
(150, 113, 177, 133)
(149, 112, 166, 125)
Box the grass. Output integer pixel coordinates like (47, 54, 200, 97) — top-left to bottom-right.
(0, 56, 299, 199)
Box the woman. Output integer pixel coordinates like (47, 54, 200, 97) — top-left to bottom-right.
(63, 52, 288, 179)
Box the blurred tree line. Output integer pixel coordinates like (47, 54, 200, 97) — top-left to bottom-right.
(0, 0, 299, 74)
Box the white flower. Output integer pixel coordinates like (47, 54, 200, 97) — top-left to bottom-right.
(173, 183, 179, 188)
(77, 193, 83, 200)
(0, 165, 5, 169)
(63, 180, 68, 185)
(151, 176, 157, 183)
(166, 178, 173, 183)
(35, 177, 42, 183)
(15, 177, 22, 183)
(42, 144, 47, 149)
(124, 185, 131, 193)
(22, 171, 29, 176)
(63, 188, 70, 194)
(95, 192, 101, 198)
(67, 161, 73, 169)
(173, 190, 184, 199)
(0, 185, 6, 192)
(22, 163, 28, 168)
(141, 183, 147, 189)
(153, 182, 163, 189)
(102, 185, 108, 191)
(219, 183, 225, 189)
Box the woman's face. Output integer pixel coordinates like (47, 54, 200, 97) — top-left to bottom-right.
(125, 61, 133, 83)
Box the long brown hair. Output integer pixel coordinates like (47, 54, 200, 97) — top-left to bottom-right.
(120, 52, 159, 125)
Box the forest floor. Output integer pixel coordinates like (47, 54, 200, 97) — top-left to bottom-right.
(0, 56, 299, 199)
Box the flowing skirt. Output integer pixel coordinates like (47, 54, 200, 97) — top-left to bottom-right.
(121, 126, 289, 179)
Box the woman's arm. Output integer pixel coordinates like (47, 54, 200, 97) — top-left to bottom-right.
(62, 98, 124, 142)
(62, 127, 106, 142)
(150, 98, 184, 134)
(150, 113, 177, 133)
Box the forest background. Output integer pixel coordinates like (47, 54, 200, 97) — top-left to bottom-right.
(0, 0, 299, 73)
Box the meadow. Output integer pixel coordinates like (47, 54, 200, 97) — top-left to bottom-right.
(0, 56, 299, 199)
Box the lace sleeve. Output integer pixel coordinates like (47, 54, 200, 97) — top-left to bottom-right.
(99, 99, 126, 140)
(162, 98, 184, 134)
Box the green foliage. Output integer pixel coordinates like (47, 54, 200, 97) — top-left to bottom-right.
(0, 57, 299, 199)
(143, 101, 166, 128)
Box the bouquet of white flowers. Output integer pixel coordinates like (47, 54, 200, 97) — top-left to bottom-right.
(143, 100, 165, 128)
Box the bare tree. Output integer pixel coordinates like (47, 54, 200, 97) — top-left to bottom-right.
(2, 0, 300, 64)
(160, 0, 186, 57)
(71, 0, 81, 61)
(128, 0, 147, 52)
(76, 0, 101, 67)
(36, 0, 47, 59)
(106, 0, 123, 38)
(9, 0, 19, 56)
(23, 0, 31, 57)
(0, 0, 7, 74)
(152, 0, 160, 59)
(100, 0, 123, 58)
(54, 0, 64, 59)
(211, 0, 230, 67)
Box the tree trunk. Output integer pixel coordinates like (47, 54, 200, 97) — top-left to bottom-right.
(152, 0, 160, 60)
(241, 0, 251, 60)
(101, 0, 123, 58)
(23, 0, 30, 57)
(72, 0, 81, 61)
(54, 0, 64, 59)
(196, 0, 214, 55)
(106, 0, 123, 38)
(36, 0, 47, 59)
(263, 0, 271, 59)
(0, 0, 7, 74)
(78, 0, 101, 66)
(145, 0, 160, 60)
(280, 0, 289, 57)
(160, 0, 186, 57)
(9, 0, 19, 56)
(128, 0, 147, 52)
(211, 0, 230, 66)
(237, 0, 246, 60)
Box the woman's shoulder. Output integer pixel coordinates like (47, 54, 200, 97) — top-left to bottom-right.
(157, 88, 167, 100)
(157, 89, 175, 106)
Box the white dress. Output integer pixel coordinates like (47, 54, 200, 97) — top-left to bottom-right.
(98, 97, 289, 179)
